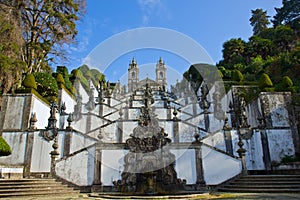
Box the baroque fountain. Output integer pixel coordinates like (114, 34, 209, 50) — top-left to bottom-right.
(113, 83, 186, 194)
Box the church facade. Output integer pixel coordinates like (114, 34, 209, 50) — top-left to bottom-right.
(127, 57, 167, 93)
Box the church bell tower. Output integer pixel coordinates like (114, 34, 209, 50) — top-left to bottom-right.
(128, 58, 139, 93)
(156, 57, 167, 90)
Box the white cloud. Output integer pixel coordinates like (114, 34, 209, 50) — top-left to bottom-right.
(137, 0, 170, 25)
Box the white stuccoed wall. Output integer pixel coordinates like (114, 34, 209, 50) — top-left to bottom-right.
(101, 150, 127, 186)
(171, 149, 196, 184)
(56, 146, 95, 186)
(60, 89, 76, 114)
(31, 95, 50, 129)
(30, 132, 53, 172)
(202, 131, 226, 152)
(202, 145, 242, 185)
(243, 130, 265, 170)
(0, 132, 27, 166)
(267, 129, 295, 162)
(69, 132, 97, 154)
(3, 96, 25, 130)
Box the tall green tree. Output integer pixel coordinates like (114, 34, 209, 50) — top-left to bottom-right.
(250, 9, 270, 35)
(248, 36, 274, 59)
(0, 0, 86, 74)
(0, 3, 25, 96)
(219, 38, 247, 70)
(272, 0, 300, 30)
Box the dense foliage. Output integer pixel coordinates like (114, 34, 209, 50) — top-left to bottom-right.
(0, 3, 25, 96)
(33, 72, 58, 100)
(217, 0, 300, 92)
(71, 65, 106, 92)
(0, 0, 86, 97)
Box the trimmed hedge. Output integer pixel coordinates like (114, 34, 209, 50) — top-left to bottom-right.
(0, 136, 11, 157)
(231, 69, 244, 82)
(22, 74, 37, 90)
(259, 73, 274, 92)
(56, 73, 65, 85)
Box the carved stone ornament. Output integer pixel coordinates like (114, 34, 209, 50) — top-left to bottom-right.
(113, 84, 186, 194)
(41, 128, 58, 142)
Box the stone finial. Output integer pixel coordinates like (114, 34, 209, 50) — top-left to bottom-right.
(66, 113, 74, 130)
(167, 98, 171, 109)
(257, 111, 266, 130)
(29, 112, 38, 130)
(119, 106, 123, 119)
(223, 114, 232, 131)
(60, 102, 67, 115)
(173, 106, 178, 120)
(47, 102, 58, 130)
(193, 127, 200, 143)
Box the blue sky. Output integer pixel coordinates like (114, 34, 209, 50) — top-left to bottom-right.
(62, 0, 283, 83)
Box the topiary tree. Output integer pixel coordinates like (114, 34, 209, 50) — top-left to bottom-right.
(231, 69, 244, 82)
(56, 73, 65, 85)
(22, 74, 37, 90)
(282, 76, 293, 88)
(279, 75, 296, 93)
(0, 136, 11, 156)
(259, 73, 274, 92)
(56, 66, 72, 92)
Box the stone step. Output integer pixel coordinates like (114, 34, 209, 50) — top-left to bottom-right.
(0, 190, 79, 198)
(0, 183, 69, 191)
(218, 188, 300, 193)
(240, 175, 300, 179)
(218, 175, 300, 193)
(224, 184, 300, 189)
(230, 181, 300, 185)
(0, 179, 79, 198)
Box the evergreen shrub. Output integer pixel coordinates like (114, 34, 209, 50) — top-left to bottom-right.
(22, 74, 37, 90)
(0, 136, 11, 156)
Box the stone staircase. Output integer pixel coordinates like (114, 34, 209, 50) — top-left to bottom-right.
(218, 175, 300, 193)
(0, 179, 80, 198)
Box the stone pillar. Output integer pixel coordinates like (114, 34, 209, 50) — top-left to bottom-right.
(23, 131, 34, 178)
(237, 136, 247, 175)
(193, 134, 206, 189)
(99, 103, 103, 117)
(106, 97, 111, 107)
(86, 112, 92, 132)
(224, 130, 233, 155)
(173, 108, 179, 143)
(195, 145, 205, 186)
(167, 107, 171, 120)
(223, 117, 233, 155)
(192, 101, 197, 117)
(124, 105, 129, 120)
(50, 137, 59, 178)
(91, 148, 103, 192)
(117, 120, 123, 143)
(63, 131, 72, 157)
